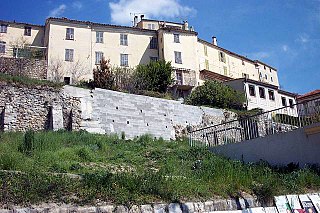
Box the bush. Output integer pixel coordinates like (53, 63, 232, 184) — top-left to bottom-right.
(185, 80, 246, 110)
(133, 60, 174, 93)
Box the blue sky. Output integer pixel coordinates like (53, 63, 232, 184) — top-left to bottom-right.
(1, 0, 319, 94)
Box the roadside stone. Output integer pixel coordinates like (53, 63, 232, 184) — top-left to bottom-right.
(128, 205, 140, 213)
(204, 201, 214, 212)
(114, 205, 129, 213)
(97, 205, 114, 213)
(140, 205, 153, 213)
(168, 203, 182, 213)
(153, 204, 167, 213)
(77, 207, 96, 213)
(181, 202, 194, 213)
(213, 199, 229, 211)
(193, 202, 204, 213)
(0, 210, 12, 213)
(226, 199, 238, 210)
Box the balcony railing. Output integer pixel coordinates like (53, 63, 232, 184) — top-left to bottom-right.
(189, 97, 320, 147)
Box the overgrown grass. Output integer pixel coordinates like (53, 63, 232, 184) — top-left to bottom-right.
(0, 73, 64, 88)
(0, 131, 320, 206)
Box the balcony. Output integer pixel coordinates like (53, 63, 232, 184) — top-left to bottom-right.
(173, 68, 197, 89)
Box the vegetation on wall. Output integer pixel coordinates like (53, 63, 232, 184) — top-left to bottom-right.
(0, 131, 320, 206)
(185, 80, 246, 110)
(91, 59, 174, 98)
(0, 73, 64, 89)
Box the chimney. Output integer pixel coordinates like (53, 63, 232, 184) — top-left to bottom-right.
(212, 36, 217, 46)
(133, 16, 138, 27)
(140, 15, 145, 20)
(183, 20, 189, 30)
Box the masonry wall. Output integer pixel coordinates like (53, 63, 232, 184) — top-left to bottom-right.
(0, 82, 80, 132)
(63, 86, 235, 140)
(0, 58, 47, 79)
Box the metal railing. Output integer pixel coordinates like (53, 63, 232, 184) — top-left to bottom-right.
(189, 98, 320, 147)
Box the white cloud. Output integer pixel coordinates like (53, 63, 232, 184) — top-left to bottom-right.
(249, 51, 271, 60)
(72, 1, 83, 10)
(282, 45, 288, 52)
(48, 4, 67, 17)
(109, 0, 196, 25)
(296, 34, 309, 43)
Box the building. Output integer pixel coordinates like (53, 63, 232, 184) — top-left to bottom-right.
(297, 90, 320, 116)
(0, 16, 294, 111)
(225, 78, 297, 113)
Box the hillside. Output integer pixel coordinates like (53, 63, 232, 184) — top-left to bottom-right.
(0, 131, 320, 206)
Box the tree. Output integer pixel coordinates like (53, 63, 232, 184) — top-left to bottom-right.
(185, 80, 246, 110)
(134, 60, 174, 93)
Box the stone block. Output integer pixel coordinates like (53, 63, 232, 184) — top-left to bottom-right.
(153, 204, 167, 213)
(193, 202, 204, 213)
(114, 205, 129, 213)
(181, 202, 194, 213)
(168, 203, 182, 213)
(97, 205, 114, 213)
(140, 205, 153, 213)
(128, 205, 140, 213)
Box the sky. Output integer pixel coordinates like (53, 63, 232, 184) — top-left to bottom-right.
(1, 0, 319, 94)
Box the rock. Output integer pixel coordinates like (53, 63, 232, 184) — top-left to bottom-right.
(168, 203, 182, 213)
(193, 202, 204, 213)
(128, 205, 140, 213)
(181, 202, 194, 213)
(153, 204, 167, 213)
(140, 205, 153, 213)
(97, 205, 114, 213)
(114, 205, 129, 213)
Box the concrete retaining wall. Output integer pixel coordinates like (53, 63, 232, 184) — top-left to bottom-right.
(63, 86, 234, 140)
(211, 123, 320, 167)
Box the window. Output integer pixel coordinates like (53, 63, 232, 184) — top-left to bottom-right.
(150, 56, 158, 62)
(271, 77, 273, 82)
(264, 66, 266, 70)
(120, 54, 128, 66)
(0, 24, 7, 33)
(65, 49, 74, 61)
(149, 37, 158, 49)
(0, 41, 5, 54)
(174, 34, 180, 43)
(265, 74, 268, 80)
(147, 24, 155, 30)
(96, 31, 103, 43)
(174, 51, 182, 64)
(223, 66, 228, 75)
(242, 60, 245, 65)
(95, 51, 104, 64)
(219, 51, 226, 63)
(249, 85, 256, 96)
(120, 34, 128, 46)
(204, 45, 208, 56)
(24, 26, 31, 36)
(289, 99, 294, 108)
(205, 59, 209, 70)
(64, 77, 71, 85)
(270, 68, 272, 73)
(268, 90, 275, 101)
(259, 87, 265, 99)
(281, 97, 287, 107)
(13, 48, 31, 58)
(66, 28, 74, 40)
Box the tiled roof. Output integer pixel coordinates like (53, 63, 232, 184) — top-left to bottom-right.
(297, 89, 320, 100)
(226, 78, 279, 90)
(278, 89, 298, 97)
(200, 70, 233, 82)
(138, 18, 183, 26)
(159, 27, 198, 35)
(198, 38, 277, 71)
(46, 17, 157, 33)
(0, 20, 44, 28)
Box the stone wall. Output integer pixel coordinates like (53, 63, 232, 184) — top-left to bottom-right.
(0, 83, 235, 139)
(0, 81, 80, 132)
(0, 57, 47, 79)
(0, 195, 265, 213)
(63, 86, 236, 140)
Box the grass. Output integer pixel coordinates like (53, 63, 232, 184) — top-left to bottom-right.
(0, 130, 320, 206)
(0, 73, 64, 89)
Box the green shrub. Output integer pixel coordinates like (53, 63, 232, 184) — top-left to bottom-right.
(19, 130, 35, 156)
(134, 60, 174, 93)
(185, 80, 246, 110)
